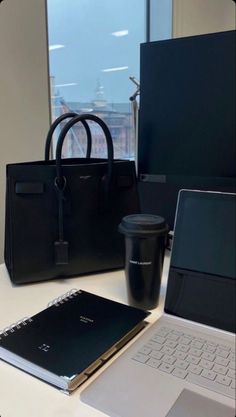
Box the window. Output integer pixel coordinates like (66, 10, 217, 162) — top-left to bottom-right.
(47, 0, 146, 159)
(47, 0, 172, 159)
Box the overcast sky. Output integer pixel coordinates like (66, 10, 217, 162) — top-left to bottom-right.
(47, 0, 146, 103)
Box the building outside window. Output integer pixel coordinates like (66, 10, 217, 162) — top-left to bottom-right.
(47, 0, 172, 160)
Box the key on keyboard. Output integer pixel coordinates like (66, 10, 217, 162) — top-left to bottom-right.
(132, 326, 235, 399)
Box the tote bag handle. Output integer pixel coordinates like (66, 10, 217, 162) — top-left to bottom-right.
(53, 113, 114, 265)
(44, 112, 92, 161)
(55, 113, 114, 190)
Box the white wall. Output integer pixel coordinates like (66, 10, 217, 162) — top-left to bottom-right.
(173, 0, 236, 37)
(0, 0, 50, 261)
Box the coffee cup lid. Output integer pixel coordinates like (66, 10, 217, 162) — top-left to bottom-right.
(119, 214, 168, 237)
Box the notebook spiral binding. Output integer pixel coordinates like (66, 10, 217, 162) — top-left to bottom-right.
(0, 289, 80, 341)
(47, 288, 80, 307)
(0, 317, 33, 340)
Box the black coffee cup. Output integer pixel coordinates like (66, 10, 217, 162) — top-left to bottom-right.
(119, 214, 168, 310)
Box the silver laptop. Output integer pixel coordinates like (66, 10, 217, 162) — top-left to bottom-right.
(81, 190, 236, 417)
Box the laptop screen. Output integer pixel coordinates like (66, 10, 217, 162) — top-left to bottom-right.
(164, 190, 236, 333)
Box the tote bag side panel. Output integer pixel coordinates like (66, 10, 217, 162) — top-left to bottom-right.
(6, 163, 59, 284)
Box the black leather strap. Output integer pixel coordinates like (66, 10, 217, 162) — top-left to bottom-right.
(55, 113, 114, 189)
(53, 114, 114, 264)
(54, 178, 68, 265)
(44, 112, 92, 160)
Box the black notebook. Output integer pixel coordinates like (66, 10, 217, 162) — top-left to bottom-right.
(0, 289, 149, 393)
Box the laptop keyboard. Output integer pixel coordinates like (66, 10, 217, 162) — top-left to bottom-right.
(132, 326, 235, 399)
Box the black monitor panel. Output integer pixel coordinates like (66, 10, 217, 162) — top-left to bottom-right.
(138, 31, 236, 228)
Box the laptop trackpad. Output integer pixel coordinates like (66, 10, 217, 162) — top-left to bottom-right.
(166, 389, 235, 417)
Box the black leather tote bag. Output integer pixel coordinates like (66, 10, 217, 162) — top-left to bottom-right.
(4, 113, 139, 284)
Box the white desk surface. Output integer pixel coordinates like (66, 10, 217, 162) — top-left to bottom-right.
(0, 255, 170, 417)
